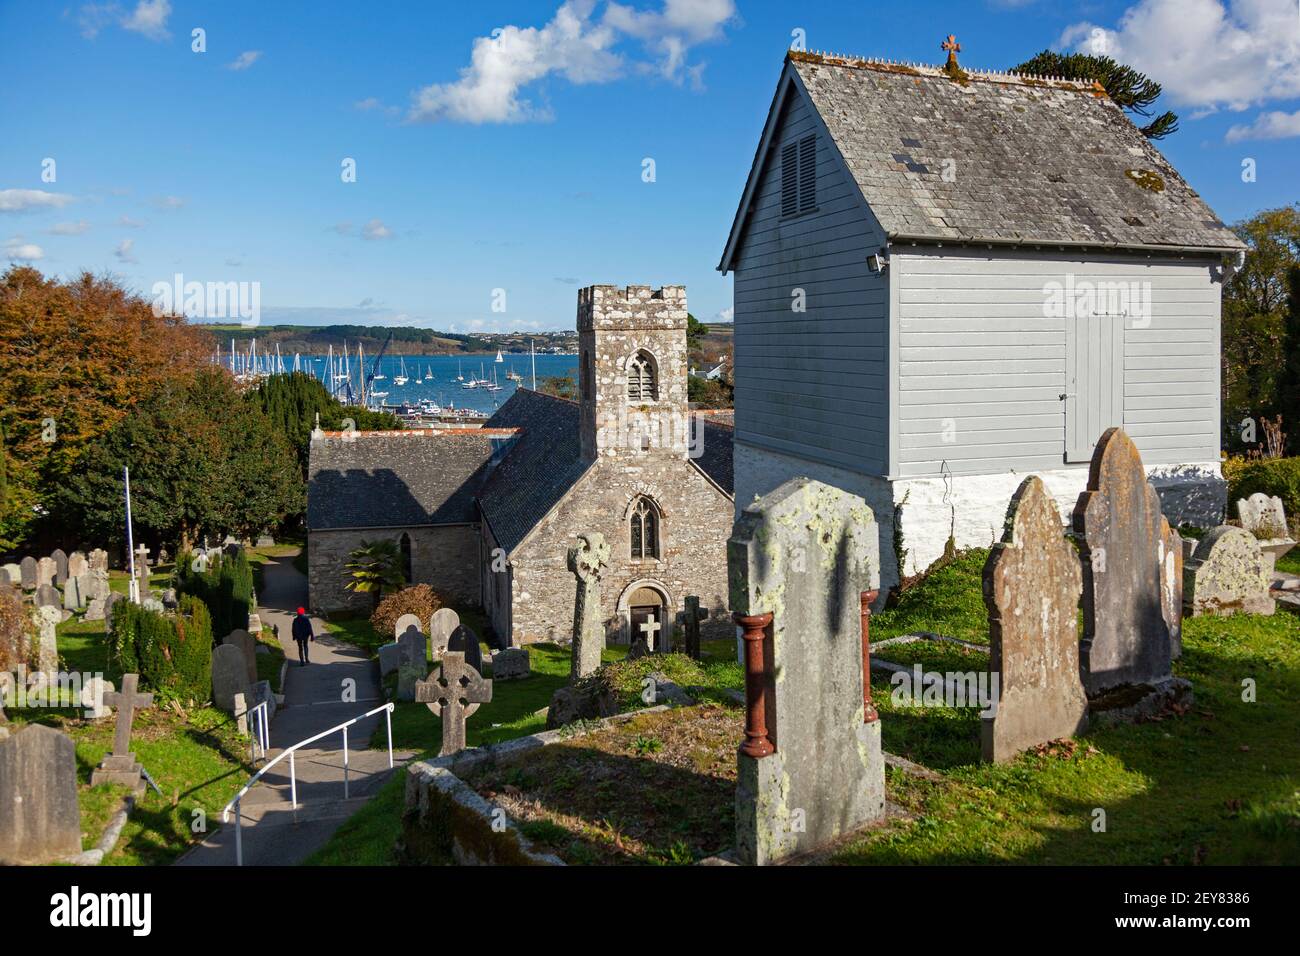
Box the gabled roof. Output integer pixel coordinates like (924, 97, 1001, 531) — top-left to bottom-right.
(307, 429, 516, 530)
(720, 51, 1245, 272)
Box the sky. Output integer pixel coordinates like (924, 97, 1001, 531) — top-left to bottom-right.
(2, 0, 1298, 333)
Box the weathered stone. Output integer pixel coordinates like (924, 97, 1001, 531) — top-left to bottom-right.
(378, 641, 403, 678)
(19, 556, 37, 590)
(35, 557, 56, 588)
(31, 605, 60, 677)
(67, 551, 88, 579)
(88, 549, 109, 574)
(35, 584, 60, 609)
(1160, 519, 1184, 659)
(223, 629, 258, 685)
(256, 535, 275, 548)
(415, 652, 492, 756)
(429, 608, 460, 655)
(0, 564, 19, 587)
(83, 597, 107, 621)
(447, 624, 483, 673)
(1236, 492, 1295, 580)
(568, 532, 610, 681)
(89, 673, 154, 792)
(1072, 429, 1173, 696)
(64, 574, 88, 611)
(104, 591, 125, 628)
(490, 647, 530, 681)
(247, 612, 263, 635)
(85, 568, 110, 602)
(981, 476, 1088, 763)
(1184, 526, 1273, 617)
(80, 676, 115, 719)
(682, 596, 705, 660)
(51, 549, 68, 587)
(728, 477, 884, 866)
(0, 724, 82, 864)
(211, 644, 249, 713)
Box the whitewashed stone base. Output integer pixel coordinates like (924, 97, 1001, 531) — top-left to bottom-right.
(734, 441, 1225, 592)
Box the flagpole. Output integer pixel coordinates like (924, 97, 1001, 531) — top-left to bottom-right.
(124, 466, 139, 603)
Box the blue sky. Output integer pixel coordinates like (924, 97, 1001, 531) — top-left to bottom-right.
(2, 0, 1298, 332)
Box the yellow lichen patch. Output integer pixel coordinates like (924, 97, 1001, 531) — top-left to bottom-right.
(1125, 169, 1165, 192)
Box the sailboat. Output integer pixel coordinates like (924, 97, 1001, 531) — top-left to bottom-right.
(456, 360, 464, 383)
(424, 363, 434, 381)
(495, 349, 504, 363)
(393, 356, 409, 386)
(485, 367, 502, 392)
(505, 361, 522, 383)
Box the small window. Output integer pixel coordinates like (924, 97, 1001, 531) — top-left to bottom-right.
(627, 350, 658, 401)
(399, 532, 413, 583)
(580, 350, 592, 399)
(781, 134, 817, 217)
(630, 497, 660, 560)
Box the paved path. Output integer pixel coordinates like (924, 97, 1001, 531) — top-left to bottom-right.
(177, 551, 414, 866)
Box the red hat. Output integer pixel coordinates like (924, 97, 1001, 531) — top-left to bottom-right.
(297, 607, 306, 615)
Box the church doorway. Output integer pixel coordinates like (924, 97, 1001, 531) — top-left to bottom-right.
(627, 585, 667, 651)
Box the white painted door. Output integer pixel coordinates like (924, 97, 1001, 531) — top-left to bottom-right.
(1064, 312, 1125, 462)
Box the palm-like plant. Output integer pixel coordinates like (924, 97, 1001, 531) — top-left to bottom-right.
(343, 539, 406, 610)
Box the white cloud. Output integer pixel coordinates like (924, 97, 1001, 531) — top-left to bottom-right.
(118, 215, 146, 227)
(715, 305, 733, 322)
(4, 237, 45, 261)
(121, 0, 171, 40)
(361, 218, 394, 241)
(113, 238, 137, 263)
(1058, 0, 1300, 112)
(48, 220, 91, 235)
(1226, 108, 1300, 141)
(407, 0, 736, 123)
(0, 189, 76, 213)
(151, 195, 184, 210)
(226, 50, 262, 71)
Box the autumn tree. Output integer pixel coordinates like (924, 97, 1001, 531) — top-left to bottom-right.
(0, 266, 211, 547)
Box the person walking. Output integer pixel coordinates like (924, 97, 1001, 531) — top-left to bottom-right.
(292, 607, 314, 665)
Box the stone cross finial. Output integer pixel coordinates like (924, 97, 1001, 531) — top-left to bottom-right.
(567, 532, 610, 582)
(103, 673, 154, 758)
(941, 34, 961, 57)
(415, 652, 493, 756)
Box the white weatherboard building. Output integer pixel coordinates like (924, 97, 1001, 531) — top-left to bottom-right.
(719, 48, 1247, 595)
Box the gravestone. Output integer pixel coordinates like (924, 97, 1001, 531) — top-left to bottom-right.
(567, 532, 610, 681)
(81, 676, 114, 720)
(395, 619, 427, 703)
(1159, 520, 1184, 660)
(51, 549, 68, 588)
(1, 564, 19, 587)
(1236, 492, 1295, 579)
(627, 637, 650, 660)
(223, 629, 258, 685)
(256, 535, 275, 548)
(89, 549, 109, 574)
(394, 614, 423, 645)
(36, 557, 56, 588)
(104, 591, 126, 628)
(89, 673, 155, 792)
(67, 552, 88, 579)
(84, 597, 107, 621)
(32, 605, 60, 677)
(133, 545, 150, 591)
(1184, 526, 1273, 617)
(211, 643, 249, 713)
(429, 608, 460, 655)
(982, 476, 1088, 763)
(378, 642, 403, 678)
(728, 477, 884, 866)
(35, 584, 60, 609)
(247, 613, 263, 636)
(0, 725, 82, 864)
(490, 647, 530, 681)
(415, 651, 492, 757)
(682, 596, 705, 660)
(63, 574, 87, 611)
(86, 568, 110, 601)
(19, 556, 37, 590)
(1072, 429, 1177, 700)
(446, 625, 483, 674)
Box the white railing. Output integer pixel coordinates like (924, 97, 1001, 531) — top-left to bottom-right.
(221, 702, 396, 866)
(243, 700, 270, 764)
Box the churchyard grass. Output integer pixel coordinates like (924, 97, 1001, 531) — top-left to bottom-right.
(303, 772, 407, 865)
(254, 627, 286, 691)
(872, 549, 991, 643)
(1277, 549, 1300, 575)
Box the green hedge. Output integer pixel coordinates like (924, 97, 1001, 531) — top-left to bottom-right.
(174, 549, 253, 639)
(1223, 456, 1300, 526)
(109, 595, 213, 702)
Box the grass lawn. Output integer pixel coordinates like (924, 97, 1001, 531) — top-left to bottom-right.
(1276, 549, 1300, 576)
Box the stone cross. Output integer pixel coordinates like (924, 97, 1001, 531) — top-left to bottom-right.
(134, 544, 150, 581)
(567, 532, 610, 681)
(682, 596, 705, 660)
(941, 34, 961, 55)
(89, 673, 154, 792)
(639, 616, 661, 651)
(982, 476, 1088, 763)
(415, 652, 493, 757)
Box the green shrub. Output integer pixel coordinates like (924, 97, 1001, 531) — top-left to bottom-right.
(1223, 456, 1300, 530)
(174, 548, 253, 639)
(109, 596, 214, 702)
(0, 587, 32, 671)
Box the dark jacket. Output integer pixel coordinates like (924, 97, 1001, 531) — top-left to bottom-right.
(291, 614, 313, 643)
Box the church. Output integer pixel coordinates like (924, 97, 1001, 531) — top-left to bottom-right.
(306, 285, 735, 648)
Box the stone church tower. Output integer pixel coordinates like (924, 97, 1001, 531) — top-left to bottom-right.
(577, 285, 691, 462)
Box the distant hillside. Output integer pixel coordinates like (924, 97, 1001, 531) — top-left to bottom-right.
(199, 324, 579, 355)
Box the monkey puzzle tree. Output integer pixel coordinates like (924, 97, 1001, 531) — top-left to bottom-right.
(1014, 50, 1179, 139)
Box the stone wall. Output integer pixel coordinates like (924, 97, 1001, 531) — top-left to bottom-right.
(504, 456, 733, 646)
(308, 524, 481, 614)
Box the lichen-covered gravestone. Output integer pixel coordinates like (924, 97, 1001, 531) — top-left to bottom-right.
(35, 584, 60, 610)
(490, 647, 530, 681)
(1072, 428, 1187, 717)
(1236, 492, 1294, 580)
(223, 629, 258, 685)
(0, 724, 82, 864)
(728, 477, 884, 866)
(395, 616, 428, 702)
(429, 608, 460, 656)
(1184, 527, 1273, 617)
(567, 532, 610, 681)
(982, 476, 1088, 763)
(1159, 519, 1184, 660)
(67, 551, 88, 579)
(211, 643, 249, 713)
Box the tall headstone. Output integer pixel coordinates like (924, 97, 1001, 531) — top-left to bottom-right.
(19, 556, 37, 591)
(223, 629, 258, 685)
(429, 608, 459, 655)
(982, 477, 1088, 763)
(1184, 526, 1273, 617)
(89, 549, 109, 574)
(395, 618, 428, 702)
(64, 574, 88, 611)
(51, 549, 68, 588)
(67, 551, 88, 579)
(446, 625, 483, 674)
(415, 652, 492, 756)
(1072, 429, 1175, 698)
(89, 673, 155, 792)
(567, 532, 610, 681)
(682, 596, 705, 660)
(211, 643, 249, 713)
(0, 725, 82, 864)
(1159, 519, 1184, 659)
(35, 584, 60, 609)
(728, 477, 884, 866)
(32, 605, 60, 677)
(35, 557, 56, 588)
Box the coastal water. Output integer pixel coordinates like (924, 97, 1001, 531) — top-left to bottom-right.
(307, 351, 578, 415)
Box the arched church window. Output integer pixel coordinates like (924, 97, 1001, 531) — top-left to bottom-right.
(626, 350, 658, 401)
(399, 532, 413, 583)
(630, 497, 660, 560)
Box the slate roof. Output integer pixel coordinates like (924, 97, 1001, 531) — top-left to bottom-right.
(307, 429, 516, 530)
(722, 51, 1245, 268)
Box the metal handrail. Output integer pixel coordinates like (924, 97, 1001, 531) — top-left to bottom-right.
(221, 701, 396, 866)
(242, 699, 270, 764)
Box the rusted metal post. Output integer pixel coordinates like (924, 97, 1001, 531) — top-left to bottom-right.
(734, 610, 775, 757)
(860, 590, 880, 723)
